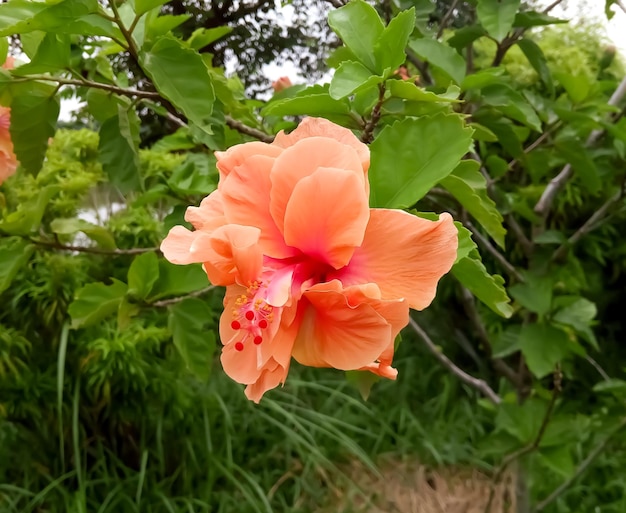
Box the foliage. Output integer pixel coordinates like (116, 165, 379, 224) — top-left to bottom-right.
(0, 1, 626, 512)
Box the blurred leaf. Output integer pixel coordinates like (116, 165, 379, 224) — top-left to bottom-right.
(517, 38, 553, 94)
(470, 123, 498, 141)
(0, 184, 60, 235)
(388, 81, 460, 102)
(455, 222, 476, 263)
(513, 11, 568, 28)
(9, 82, 59, 175)
(329, 60, 384, 99)
(554, 138, 601, 194)
(519, 323, 570, 378)
(346, 370, 380, 401)
(135, 0, 169, 16)
(447, 25, 487, 50)
(11, 33, 70, 75)
(440, 160, 506, 248)
(50, 218, 117, 249)
(539, 445, 574, 478)
(69, 279, 128, 329)
(168, 153, 216, 196)
(481, 84, 542, 132)
(553, 297, 598, 350)
(140, 35, 215, 128)
(169, 298, 216, 381)
(98, 107, 141, 193)
(593, 379, 626, 394)
(509, 273, 552, 316)
(373, 8, 415, 72)
(554, 72, 591, 104)
(127, 252, 160, 301)
(145, 14, 190, 41)
(369, 114, 473, 208)
(187, 26, 232, 50)
(452, 250, 513, 318)
(409, 38, 466, 85)
(264, 84, 352, 121)
(476, 0, 521, 42)
(151, 128, 196, 152)
(149, 261, 209, 300)
(0, 237, 34, 293)
(328, 0, 384, 72)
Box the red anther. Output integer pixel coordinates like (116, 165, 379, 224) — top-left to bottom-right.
(234, 341, 244, 352)
(253, 336, 263, 345)
(258, 319, 268, 329)
(245, 310, 255, 321)
(231, 320, 241, 330)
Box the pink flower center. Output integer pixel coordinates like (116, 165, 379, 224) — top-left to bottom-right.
(230, 281, 274, 352)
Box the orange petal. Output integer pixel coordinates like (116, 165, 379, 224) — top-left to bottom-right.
(273, 117, 369, 173)
(244, 359, 289, 403)
(282, 167, 369, 269)
(191, 224, 262, 286)
(269, 137, 365, 235)
(160, 226, 199, 264)
(215, 141, 282, 181)
(184, 191, 226, 231)
(332, 210, 458, 310)
(220, 154, 298, 259)
(292, 280, 407, 371)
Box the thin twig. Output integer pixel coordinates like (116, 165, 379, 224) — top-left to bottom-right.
(436, 0, 460, 39)
(542, 0, 565, 13)
(361, 84, 386, 144)
(152, 285, 216, 307)
(11, 75, 160, 99)
(535, 76, 626, 219)
(408, 318, 502, 404)
(458, 287, 523, 388)
(466, 222, 524, 282)
(109, 0, 140, 61)
(484, 370, 562, 513)
(551, 185, 625, 261)
(225, 115, 273, 143)
(534, 416, 626, 512)
(30, 238, 158, 255)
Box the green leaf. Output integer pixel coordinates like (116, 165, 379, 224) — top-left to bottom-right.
(346, 370, 380, 401)
(149, 261, 209, 300)
(447, 25, 487, 50)
(373, 8, 415, 72)
(470, 123, 498, 142)
(509, 272, 552, 316)
(408, 38, 466, 85)
(328, 0, 384, 72)
(329, 60, 384, 99)
(0, 1, 45, 36)
(369, 114, 473, 208)
(69, 279, 128, 329)
(145, 14, 190, 41)
(168, 298, 217, 381)
(388, 81, 460, 102)
(440, 160, 506, 248)
(553, 297, 598, 350)
(187, 26, 232, 50)
(519, 323, 570, 378)
(135, 0, 169, 16)
(50, 218, 117, 250)
(539, 445, 574, 478)
(0, 237, 35, 293)
(593, 379, 626, 395)
(98, 107, 141, 193)
(476, 0, 521, 42)
(0, 185, 60, 235)
(554, 138, 601, 194)
(140, 35, 215, 128)
(452, 250, 513, 318)
(481, 84, 542, 132)
(168, 153, 216, 196)
(263, 84, 352, 122)
(127, 252, 159, 300)
(517, 38, 553, 94)
(9, 82, 59, 174)
(513, 11, 568, 28)
(11, 33, 70, 75)
(554, 72, 591, 104)
(455, 222, 476, 263)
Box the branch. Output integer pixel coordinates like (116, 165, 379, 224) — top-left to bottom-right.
(535, 76, 626, 219)
(322, 0, 347, 8)
(485, 372, 562, 513)
(408, 318, 502, 404)
(11, 75, 160, 99)
(109, 0, 140, 61)
(360, 84, 386, 144)
(458, 287, 523, 388)
(466, 222, 524, 282)
(406, 49, 433, 86)
(534, 416, 626, 512)
(225, 115, 273, 143)
(542, 0, 565, 13)
(30, 238, 159, 256)
(152, 285, 216, 307)
(551, 184, 625, 262)
(436, 0, 460, 39)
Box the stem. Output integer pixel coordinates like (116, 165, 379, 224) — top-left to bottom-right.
(30, 238, 159, 256)
(534, 416, 626, 512)
(13, 75, 160, 99)
(360, 83, 386, 144)
(226, 116, 273, 143)
(409, 317, 502, 405)
(484, 370, 562, 513)
(466, 221, 524, 282)
(109, 0, 140, 61)
(436, 0, 460, 39)
(152, 285, 216, 307)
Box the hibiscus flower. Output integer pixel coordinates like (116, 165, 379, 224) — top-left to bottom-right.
(0, 56, 17, 185)
(161, 117, 458, 402)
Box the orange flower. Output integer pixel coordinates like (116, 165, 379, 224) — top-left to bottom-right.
(0, 56, 17, 185)
(161, 118, 458, 402)
(271, 76, 292, 92)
